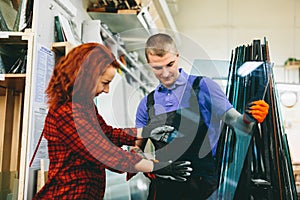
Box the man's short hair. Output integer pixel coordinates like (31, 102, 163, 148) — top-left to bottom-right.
(145, 33, 178, 61)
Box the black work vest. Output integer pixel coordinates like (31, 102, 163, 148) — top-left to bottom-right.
(146, 76, 217, 178)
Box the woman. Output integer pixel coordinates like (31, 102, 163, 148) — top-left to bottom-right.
(33, 43, 191, 199)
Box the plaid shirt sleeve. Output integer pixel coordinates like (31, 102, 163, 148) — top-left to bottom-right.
(55, 103, 142, 172)
(95, 107, 137, 147)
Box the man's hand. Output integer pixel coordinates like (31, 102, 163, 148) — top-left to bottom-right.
(152, 160, 193, 182)
(142, 125, 175, 143)
(244, 100, 269, 123)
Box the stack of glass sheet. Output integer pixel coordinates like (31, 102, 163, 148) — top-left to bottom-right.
(213, 38, 298, 200)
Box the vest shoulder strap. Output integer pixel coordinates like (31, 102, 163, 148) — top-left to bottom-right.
(191, 76, 203, 95)
(146, 90, 155, 118)
(146, 76, 204, 116)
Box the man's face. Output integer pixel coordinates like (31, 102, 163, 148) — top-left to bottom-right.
(147, 52, 179, 88)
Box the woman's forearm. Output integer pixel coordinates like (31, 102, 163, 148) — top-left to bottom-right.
(134, 158, 153, 172)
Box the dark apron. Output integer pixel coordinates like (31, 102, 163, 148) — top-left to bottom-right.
(146, 77, 218, 200)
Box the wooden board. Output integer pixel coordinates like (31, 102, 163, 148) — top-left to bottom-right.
(285, 61, 300, 69)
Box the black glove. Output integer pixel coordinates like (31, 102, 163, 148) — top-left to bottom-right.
(142, 125, 175, 143)
(153, 160, 193, 182)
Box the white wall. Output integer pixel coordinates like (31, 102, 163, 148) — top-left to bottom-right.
(172, 0, 300, 66)
(169, 0, 300, 162)
(277, 83, 300, 163)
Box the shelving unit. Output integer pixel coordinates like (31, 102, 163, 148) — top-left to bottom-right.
(51, 41, 74, 64)
(88, 12, 149, 35)
(284, 61, 300, 84)
(0, 74, 26, 95)
(98, 23, 156, 93)
(285, 61, 300, 70)
(0, 30, 34, 200)
(51, 42, 74, 55)
(88, 10, 151, 55)
(86, 1, 176, 93)
(293, 163, 300, 195)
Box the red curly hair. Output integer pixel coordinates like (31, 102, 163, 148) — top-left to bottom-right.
(46, 43, 119, 109)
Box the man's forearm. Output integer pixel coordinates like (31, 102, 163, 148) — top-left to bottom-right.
(223, 108, 254, 134)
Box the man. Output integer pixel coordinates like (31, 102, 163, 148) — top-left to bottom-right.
(135, 33, 269, 200)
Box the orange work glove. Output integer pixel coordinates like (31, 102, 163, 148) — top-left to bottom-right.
(243, 100, 269, 123)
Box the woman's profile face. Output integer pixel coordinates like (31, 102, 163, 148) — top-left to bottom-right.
(95, 65, 116, 96)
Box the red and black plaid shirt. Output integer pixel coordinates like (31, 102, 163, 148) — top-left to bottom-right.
(33, 102, 142, 199)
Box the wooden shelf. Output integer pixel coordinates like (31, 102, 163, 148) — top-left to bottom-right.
(51, 42, 74, 65)
(51, 42, 74, 56)
(1, 74, 26, 78)
(0, 31, 32, 44)
(293, 162, 300, 174)
(0, 74, 26, 95)
(284, 61, 300, 69)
